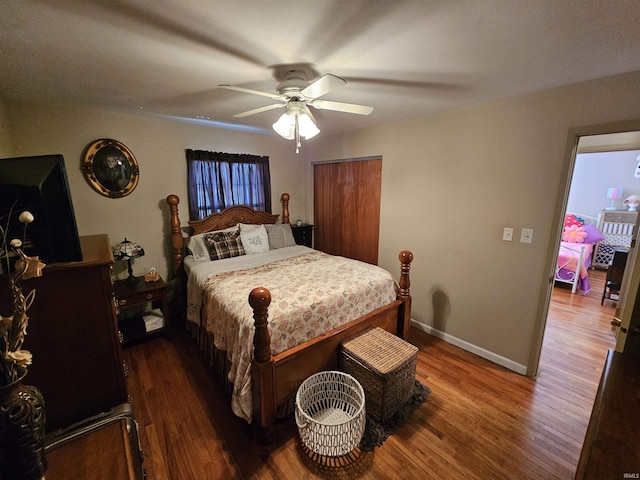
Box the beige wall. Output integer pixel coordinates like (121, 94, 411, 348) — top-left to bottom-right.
(4, 70, 640, 375)
(307, 70, 640, 373)
(0, 99, 13, 157)
(3, 103, 304, 283)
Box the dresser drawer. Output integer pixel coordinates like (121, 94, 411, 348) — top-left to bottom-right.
(602, 211, 637, 224)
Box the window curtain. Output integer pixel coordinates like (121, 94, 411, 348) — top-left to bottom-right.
(185, 149, 271, 220)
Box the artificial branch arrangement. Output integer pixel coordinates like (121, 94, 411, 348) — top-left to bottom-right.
(0, 208, 45, 386)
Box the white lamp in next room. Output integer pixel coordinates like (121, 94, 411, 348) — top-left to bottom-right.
(605, 187, 622, 211)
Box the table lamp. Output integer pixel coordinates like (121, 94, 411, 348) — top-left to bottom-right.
(606, 187, 622, 211)
(112, 238, 145, 283)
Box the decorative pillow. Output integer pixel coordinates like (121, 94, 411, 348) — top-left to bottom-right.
(187, 225, 238, 262)
(239, 224, 270, 255)
(265, 223, 297, 249)
(239, 223, 262, 232)
(583, 223, 605, 244)
(564, 214, 584, 228)
(563, 224, 587, 243)
(202, 229, 245, 260)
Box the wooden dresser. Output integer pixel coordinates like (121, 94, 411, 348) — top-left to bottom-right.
(3, 234, 127, 432)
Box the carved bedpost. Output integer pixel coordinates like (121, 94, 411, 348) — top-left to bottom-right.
(250, 287, 272, 363)
(281, 193, 290, 224)
(398, 250, 413, 339)
(166, 195, 183, 276)
(249, 287, 276, 445)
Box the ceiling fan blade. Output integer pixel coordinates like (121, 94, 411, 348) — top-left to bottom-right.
(233, 103, 285, 118)
(310, 99, 374, 115)
(300, 74, 347, 100)
(301, 104, 318, 123)
(219, 84, 283, 100)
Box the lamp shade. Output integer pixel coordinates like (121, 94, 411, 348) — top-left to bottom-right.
(606, 187, 623, 199)
(112, 238, 144, 260)
(113, 238, 144, 283)
(272, 113, 295, 140)
(298, 113, 320, 139)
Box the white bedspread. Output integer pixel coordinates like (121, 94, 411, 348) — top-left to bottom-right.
(186, 245, 313, 323)
(185, 246, 397, 422)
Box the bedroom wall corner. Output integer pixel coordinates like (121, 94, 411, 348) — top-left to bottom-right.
(410, 319, 528, 375)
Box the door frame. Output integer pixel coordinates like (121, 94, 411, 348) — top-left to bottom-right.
(528, 119, 640, 376)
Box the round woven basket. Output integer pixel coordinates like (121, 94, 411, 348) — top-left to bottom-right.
(295, 371, 366, 457)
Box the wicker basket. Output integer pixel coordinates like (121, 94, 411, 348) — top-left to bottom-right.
(340, 327, 418, 422)
(295, 371, 366, 457)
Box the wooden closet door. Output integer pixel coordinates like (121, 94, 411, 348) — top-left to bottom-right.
(314, 158, 382, 264)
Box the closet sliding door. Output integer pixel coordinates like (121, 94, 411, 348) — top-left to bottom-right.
(313, 158, 382, 265)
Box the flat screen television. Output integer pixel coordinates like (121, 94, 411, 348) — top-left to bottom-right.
(0, 154, 82, 266)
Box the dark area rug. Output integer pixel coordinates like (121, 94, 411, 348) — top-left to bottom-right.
(359, 380, 431, 451)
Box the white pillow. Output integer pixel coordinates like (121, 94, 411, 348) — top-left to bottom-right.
(188, 225, 238, 262)
(239, 224, 270, 255)
(239, 223, 262, 232)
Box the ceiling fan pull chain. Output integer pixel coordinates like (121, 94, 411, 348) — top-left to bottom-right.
(295, 115, 301, 153)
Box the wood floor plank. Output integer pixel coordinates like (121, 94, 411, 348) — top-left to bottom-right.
(122, 269, 617, 479)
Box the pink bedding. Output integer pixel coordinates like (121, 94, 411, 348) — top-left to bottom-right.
(556, 242, 594, 293)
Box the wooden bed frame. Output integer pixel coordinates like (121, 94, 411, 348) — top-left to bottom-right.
(166, 193, 413, 446)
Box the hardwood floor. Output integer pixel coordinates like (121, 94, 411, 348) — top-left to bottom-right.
(123, 270, 617, 479)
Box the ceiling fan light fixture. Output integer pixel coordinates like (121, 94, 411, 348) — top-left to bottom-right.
(272, 113, 295, 139)
(272, 111, 320, 141)
(298, 113, 320, 139)
(223, 70, 370, 150)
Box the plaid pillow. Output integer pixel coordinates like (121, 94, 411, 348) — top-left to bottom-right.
(203, 229, 245, 260)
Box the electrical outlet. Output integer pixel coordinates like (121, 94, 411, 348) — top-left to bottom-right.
(503, 227, 514, 241)
(520, 228, 534, 244)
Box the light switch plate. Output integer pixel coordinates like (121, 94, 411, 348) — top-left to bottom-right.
(503, 227, 514, 241)
(520, 228, 534, 244)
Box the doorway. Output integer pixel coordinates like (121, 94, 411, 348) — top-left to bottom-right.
(529, 121, 640, 376)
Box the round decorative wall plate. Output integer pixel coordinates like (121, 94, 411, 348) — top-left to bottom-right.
(82, 138, 139, 198)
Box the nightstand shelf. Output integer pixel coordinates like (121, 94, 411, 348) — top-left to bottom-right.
(114, 276, 170, 347)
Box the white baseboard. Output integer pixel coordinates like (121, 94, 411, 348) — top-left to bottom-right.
(410, 319, 528, 376)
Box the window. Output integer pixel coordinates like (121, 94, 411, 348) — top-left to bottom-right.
(185, 149, 271, 220)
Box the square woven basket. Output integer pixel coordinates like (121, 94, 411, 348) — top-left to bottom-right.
(340, 327, 418, 422)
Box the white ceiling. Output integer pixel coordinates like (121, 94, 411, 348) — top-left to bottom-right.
(2, 0, 640, 137)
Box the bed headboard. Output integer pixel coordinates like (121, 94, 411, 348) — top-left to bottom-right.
(187, 205, 281, 235)
(166, 193, 290, 275)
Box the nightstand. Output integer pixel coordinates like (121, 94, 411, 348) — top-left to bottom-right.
(291, 223, 314, 248)
(114, 276, 170, 347)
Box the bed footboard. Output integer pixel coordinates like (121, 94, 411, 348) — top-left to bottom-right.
(556, 243, 588, 294)
(249, 250, 413, 445)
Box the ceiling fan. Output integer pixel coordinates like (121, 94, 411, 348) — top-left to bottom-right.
(219, 70, 374, 151)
